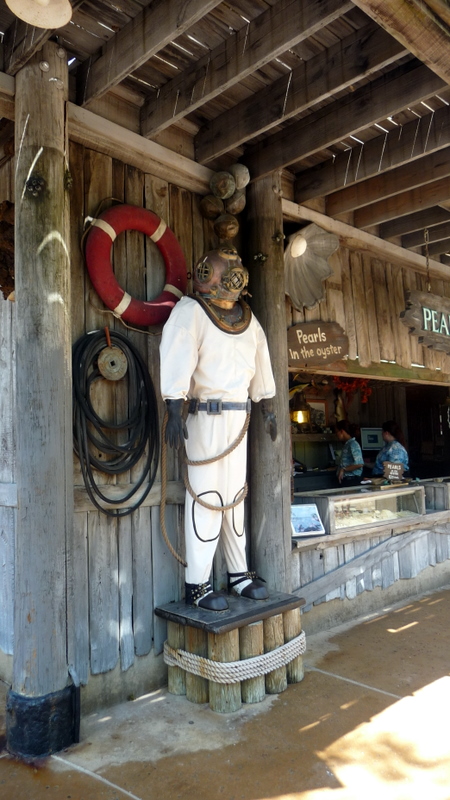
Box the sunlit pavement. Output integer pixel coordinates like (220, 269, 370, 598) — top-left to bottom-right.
(1, 586, 450, 800)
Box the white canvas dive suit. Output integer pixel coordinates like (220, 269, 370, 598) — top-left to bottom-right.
(160, 295, 275, 586)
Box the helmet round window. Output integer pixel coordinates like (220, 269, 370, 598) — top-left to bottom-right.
(222, 268, 247, 292)
(195, 259, 213, 283)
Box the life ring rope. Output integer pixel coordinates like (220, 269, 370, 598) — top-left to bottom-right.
(85, 203, 187, 327)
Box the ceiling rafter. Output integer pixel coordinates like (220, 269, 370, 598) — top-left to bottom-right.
(77, 0, 223, 107)
(195, 20, 407, 164)
(326, 146, 450, 216)
(140, 0, 351, 139)
(402, 220, 450, 250)
(423, 236, 450, 257)
(355, 175, 450, 229)
(295, 101, 450, 203)
(243, 61, 445, 180)
(352, 0, 450, 84)
(380, 207, 450, 239)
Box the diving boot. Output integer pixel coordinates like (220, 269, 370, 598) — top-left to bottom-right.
(228, 571, 269, 600)
(185, 582, 229, 611)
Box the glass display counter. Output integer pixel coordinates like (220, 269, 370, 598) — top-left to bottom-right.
(294, 484, 426, 534)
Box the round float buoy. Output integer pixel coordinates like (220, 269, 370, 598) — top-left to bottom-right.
(84, 204, 187, 327)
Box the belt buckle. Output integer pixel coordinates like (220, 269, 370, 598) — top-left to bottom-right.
(189, 398, 200, 414)
(207, 399, 222, 415)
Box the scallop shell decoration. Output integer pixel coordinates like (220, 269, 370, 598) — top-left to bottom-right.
(284, 223, 339, 310)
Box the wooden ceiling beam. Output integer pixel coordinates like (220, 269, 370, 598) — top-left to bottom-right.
(244, 62, 445, 179)
(402, 220, 450, 249)
(352, 0, 450, 84)
(423, 237, 450, 257)
(77, 0, 223, 106)
(141, 0, 351, 139)
(195, 19, 404, 163)
(354, 175, 450, 229)
(295, 102, 450, 202)
(326, 146, 450, 215)
(380, 207, 450, 239)
(282, 198, 450, 279)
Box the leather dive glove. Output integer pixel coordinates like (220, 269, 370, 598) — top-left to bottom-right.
(261, 398, 277, 442)
(164, 399, 188, 449)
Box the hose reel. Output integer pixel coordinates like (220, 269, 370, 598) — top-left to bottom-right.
(72, 328, 160, 517)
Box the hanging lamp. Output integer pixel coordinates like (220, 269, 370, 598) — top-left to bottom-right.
(6, 0, 72, 28)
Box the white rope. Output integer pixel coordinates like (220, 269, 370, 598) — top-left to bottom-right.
(164, 631, 306, 684)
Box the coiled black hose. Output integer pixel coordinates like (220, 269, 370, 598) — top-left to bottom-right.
(72, 330, 159, 517)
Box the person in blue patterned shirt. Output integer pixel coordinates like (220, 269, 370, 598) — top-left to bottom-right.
(336, 420, 364, 485)
(373, 420, 409, 476)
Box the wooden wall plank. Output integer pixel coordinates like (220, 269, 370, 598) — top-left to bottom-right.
(350, 251, 371, 367)
(362, 253, 381, 364)
(340, 248, 358, 361)
(0, 507, 14, 654)
(323, 546, 340, 601)
(152, 505, 181, 654)
(132, 506, 153, 657)
(402, 267, 422, 366)
(371, 258, 395, 362)
(0, 158, 15, 656)
(118, 515, 134, 671)
(88, 513, 120, 674)
(67, 512, 90, 685)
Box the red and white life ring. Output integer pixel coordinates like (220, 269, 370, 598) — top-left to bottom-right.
(84, 204, 187, 327)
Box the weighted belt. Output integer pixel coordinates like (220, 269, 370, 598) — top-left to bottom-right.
(188, 398, 251, 414)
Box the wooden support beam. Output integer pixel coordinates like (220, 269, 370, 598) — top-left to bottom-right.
(78, 0, 223, 106)
(327, 146, 450, 215)
(247, 174, 292, 594)
(195, 16, 398, 163)
(244, 62, 445, 180)
(402, 220, 450, 249)
(67, 102, 213, 195)
(352, 0, 450, 84)
(423, 237, 450, 257)
(0, 71, 213, 194)
(141, 0, 350, 139)
(354, 174, 450, 229)
(9, 41, 74, 755)
(282, 197, 450, 280)
(380, 206, 450, 239)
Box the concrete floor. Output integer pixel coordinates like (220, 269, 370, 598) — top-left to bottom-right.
(1, 586, 450, 800)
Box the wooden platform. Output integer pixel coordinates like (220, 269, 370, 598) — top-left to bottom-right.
(155, 592, 305, 634)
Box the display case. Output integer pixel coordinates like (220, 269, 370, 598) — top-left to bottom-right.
(294, 484, 426, 534)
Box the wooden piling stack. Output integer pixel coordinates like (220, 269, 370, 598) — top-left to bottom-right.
(157, 593, 305, 713)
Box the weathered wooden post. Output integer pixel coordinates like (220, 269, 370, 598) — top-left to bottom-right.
(246, 172, 292, 594)
(6, 42, 75, 757)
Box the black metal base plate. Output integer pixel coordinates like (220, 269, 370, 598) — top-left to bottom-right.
(155, 592, 305, 634)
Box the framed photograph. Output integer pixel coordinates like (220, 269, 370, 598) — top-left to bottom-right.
(308, 400, 327, 429)
(361, 427, 383, 450)
(291, 504, 326, 537)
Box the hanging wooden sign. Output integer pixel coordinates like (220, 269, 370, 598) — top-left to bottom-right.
(287, 322, 349, 367)
(400, 290, 450, 353)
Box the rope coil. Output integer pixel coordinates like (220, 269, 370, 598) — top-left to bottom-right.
(163, 630, 306, 684)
